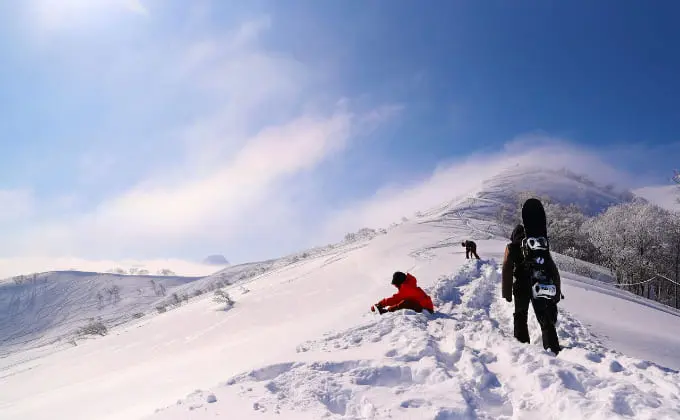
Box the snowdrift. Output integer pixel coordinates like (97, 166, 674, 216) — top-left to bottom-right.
(152, 261, 680, 420)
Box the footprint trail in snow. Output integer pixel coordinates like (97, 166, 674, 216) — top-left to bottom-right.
(153, 260, 680, 419)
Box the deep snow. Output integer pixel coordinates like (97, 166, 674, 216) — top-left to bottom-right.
(151, 259, 680, 420)
(1, 167, 680, 419)
(1, 218, 680, 419)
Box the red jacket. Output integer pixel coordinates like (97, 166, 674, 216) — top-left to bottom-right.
(378, 273, 434, 312)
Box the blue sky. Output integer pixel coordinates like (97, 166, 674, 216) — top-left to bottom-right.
(0, 0, 678, 275)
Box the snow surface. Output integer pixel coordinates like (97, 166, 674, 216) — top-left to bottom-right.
(0, 271, 203, 356)
(421, 166, 634, 222)
(2, 166, 680, 420)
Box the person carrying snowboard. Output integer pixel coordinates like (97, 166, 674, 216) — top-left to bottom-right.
(462, 240, 480, 259)
(501, 199, 562, 355)
(371, 271, 434, 314)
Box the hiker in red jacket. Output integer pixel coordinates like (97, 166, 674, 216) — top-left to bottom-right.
(371, 271, 434, 314)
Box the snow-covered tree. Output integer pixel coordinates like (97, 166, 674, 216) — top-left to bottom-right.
(213, 289, 234, 310)
(150, 280, 167, 296)
(656, 210, 680, 308)
(170, 292, 181, 307)
(110, 285, 121, 303)
(583, 200, 668, 295)
(544, 202, 598, 261)
(77, 318, 108, 336)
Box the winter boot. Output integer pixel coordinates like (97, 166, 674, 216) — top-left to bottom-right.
(513, 312, 530, 343)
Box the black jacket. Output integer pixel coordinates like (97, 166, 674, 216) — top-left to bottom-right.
(501, 224, 561, 301)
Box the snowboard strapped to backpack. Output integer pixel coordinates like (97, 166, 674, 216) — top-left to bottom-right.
(521, 236, 557, 300)
(521, 198, 558, 301)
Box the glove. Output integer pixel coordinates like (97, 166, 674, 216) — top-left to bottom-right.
(502, 286, 512, 303)
(553, 290, 562, 304)
(371, 303, 387, 314)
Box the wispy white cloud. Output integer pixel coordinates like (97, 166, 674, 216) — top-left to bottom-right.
(18, 105, 398, 258)
(29, 0, 148, 32)
(8, 2, 665, 280)
(123, 0, 148, 16)
(78, 153, 117, 185)
(3, 8, 403, 265)
(320, 136, 637, 240)
(0, 189, 34, 223)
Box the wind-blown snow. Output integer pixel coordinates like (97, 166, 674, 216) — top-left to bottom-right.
(1, 166, 679, 420)
(634, 185, 680, 212)
(418, 166, 634, 225)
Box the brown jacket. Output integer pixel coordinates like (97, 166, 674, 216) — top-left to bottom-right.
(501, 245, 515, 301)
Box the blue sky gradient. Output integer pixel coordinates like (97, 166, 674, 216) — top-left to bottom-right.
(0, 0, 678, 275)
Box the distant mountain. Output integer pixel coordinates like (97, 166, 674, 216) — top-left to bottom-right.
(419, 165, 635, 224)
(202, 255, 230, 265)
(0, 271, 203, 355)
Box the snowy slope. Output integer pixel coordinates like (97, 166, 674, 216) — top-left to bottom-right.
(1, 166, 679, 420)
(419, 166, 634, 225)
(154, 261, 680, 420)
(0, 228, 388, 365)
(0, 271, 203, 356)
(1, 217, 679, 419)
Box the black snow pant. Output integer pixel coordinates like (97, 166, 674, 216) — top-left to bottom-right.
(466, 245, 480, 260)
(513, 280, 561, 354)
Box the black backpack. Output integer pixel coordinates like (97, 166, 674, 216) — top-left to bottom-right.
(520, 236, 558, 301)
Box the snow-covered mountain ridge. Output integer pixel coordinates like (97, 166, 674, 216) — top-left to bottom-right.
(0, 165, 643, 358)
(0, 227, 387, 358)
(0, 165, 662, 359)
(0, 271, 204, 356)
(418, 165, 635, 225)
(2, 165, 680, 419)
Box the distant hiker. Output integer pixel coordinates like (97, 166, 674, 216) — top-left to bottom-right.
(502, 223, 562, 355)
(462, 240, 480, 259)
(371, 272, 434, 314)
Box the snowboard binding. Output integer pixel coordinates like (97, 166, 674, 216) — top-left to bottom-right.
(521, 199, 557, 301)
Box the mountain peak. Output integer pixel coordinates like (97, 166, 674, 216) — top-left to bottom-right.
(202, 255, 230, 265)
(419, 165, 635, 223)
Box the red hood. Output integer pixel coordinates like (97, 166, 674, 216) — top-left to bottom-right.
(380, 272, 434, 312)
(403, 273, 417, 287)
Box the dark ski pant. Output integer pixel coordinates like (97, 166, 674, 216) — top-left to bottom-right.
(466, 247, 480, 260)
(513, 281, 560, 354)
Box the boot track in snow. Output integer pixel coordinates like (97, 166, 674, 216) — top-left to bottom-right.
(156, 260, 680, 419)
